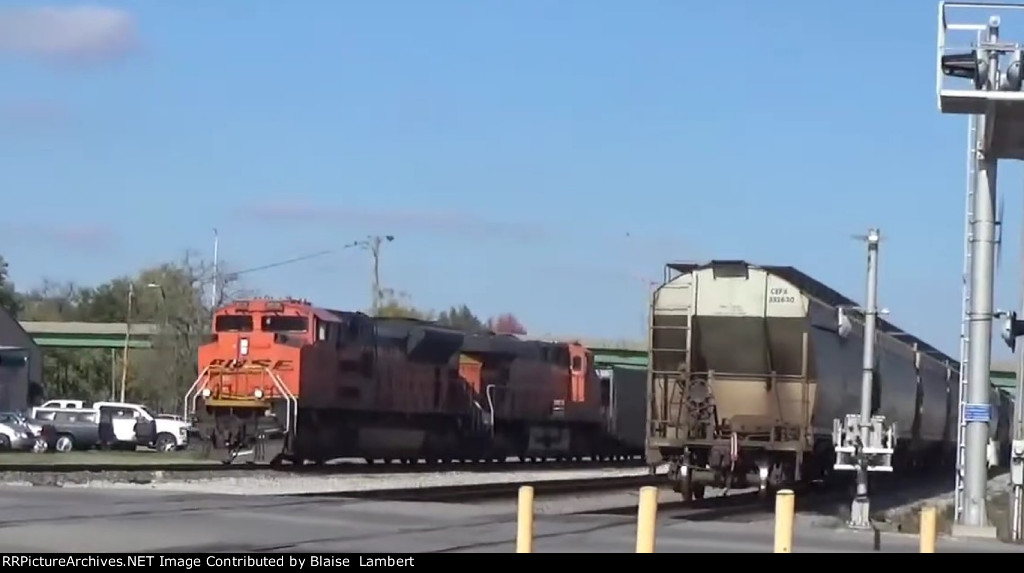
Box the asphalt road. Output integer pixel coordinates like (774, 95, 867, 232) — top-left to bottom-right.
(0, 485, 1018, 553)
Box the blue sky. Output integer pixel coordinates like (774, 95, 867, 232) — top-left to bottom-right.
(0, 1, 1018, 356)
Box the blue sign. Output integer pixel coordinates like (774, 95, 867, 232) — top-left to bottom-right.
(964, 403, 992, 423)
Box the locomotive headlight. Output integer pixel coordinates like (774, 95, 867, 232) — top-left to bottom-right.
(254, 388, 264, 399)
(201, 388, 212, 398)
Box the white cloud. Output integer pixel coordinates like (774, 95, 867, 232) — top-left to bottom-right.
(0, 222, 118, 250)
(0, 5, 139, 65)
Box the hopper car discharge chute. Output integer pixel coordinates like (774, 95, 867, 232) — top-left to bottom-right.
(643, 261, 1001, 501)
(184, 298, 649, 467)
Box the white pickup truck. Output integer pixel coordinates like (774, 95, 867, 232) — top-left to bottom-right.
(31, 400, 190, 452)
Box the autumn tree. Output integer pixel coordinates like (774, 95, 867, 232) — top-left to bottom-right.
(487, 313, 527, 335)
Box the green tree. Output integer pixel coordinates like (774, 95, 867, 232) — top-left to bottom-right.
(374, 288, 434, 320)
(15, 251, 251, 410)
(436, 304, 487, 332)
(0, 256, 22, 317)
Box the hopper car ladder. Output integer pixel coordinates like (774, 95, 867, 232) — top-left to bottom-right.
(648, 325, 690, 434)
(647, 270, 692, 437)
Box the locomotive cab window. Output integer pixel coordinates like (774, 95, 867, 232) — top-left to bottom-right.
(262, 315, 309, 332)
(571, 356, 582, 372)
(215, 315, 253, 333)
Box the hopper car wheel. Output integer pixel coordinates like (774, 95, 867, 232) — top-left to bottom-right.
(269, 453, 289, 469)
(680, 483, 705, 502)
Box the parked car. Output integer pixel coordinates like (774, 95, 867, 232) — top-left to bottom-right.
(28, 409, 101, 453)
(31, 401, 190, 452)
(0, 412, 49, 453)
(0, 414, 43, 452)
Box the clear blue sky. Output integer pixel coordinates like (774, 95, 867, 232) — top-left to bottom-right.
(0, 1, 1019, 356)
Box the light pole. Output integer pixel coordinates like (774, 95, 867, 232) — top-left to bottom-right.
(119, 282, 162, 403)
(851, 228, 881, 529)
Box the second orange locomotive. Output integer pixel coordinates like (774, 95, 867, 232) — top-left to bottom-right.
(184, 298, 642, 465)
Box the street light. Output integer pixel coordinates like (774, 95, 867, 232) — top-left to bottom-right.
(118, 282, 162, 403)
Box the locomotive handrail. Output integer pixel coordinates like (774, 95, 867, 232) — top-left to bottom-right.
(184, 365, 298, 436)
(183, 366, 211, 420)
(485, 384, 497, 428)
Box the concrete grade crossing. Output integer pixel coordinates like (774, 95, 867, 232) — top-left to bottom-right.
(0, 485, 1016, 553)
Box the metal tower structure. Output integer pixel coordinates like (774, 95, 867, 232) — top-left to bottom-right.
(938, 1, 1024, 538)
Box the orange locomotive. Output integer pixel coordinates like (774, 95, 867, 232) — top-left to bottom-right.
(184, 298, 641, 465)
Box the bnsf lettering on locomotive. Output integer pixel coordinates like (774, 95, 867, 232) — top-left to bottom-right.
(208, 358, 294, 371)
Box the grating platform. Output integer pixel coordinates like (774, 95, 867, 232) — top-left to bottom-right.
(938, 2, 1024, 158)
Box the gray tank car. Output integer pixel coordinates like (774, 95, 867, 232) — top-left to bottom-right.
(645, 260, 1001, 500)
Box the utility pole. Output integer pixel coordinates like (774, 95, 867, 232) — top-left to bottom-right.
(349, 235, 394, 315)
(119, 282, 135, 404)
(832, 228, 894, 530)
(211, 228, 220, 310)
(119, 282, 162, 403)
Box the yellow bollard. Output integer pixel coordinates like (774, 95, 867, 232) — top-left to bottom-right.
(919, 506, 936, 553)
(516, 485, 535, 553)
(635, 486, 659, 553)
(774, 489, 795, 553)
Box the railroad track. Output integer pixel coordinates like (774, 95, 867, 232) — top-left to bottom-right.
(578, 472, 961, 524)
(289, 474, 665, 502)
(0, 457, 645, 475)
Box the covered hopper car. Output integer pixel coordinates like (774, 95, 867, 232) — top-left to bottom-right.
(645, 260, 1010, 500)
(184, 298, 643, 465)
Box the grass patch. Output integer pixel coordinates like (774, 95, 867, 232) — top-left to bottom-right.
(0, 450, 214, 466)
